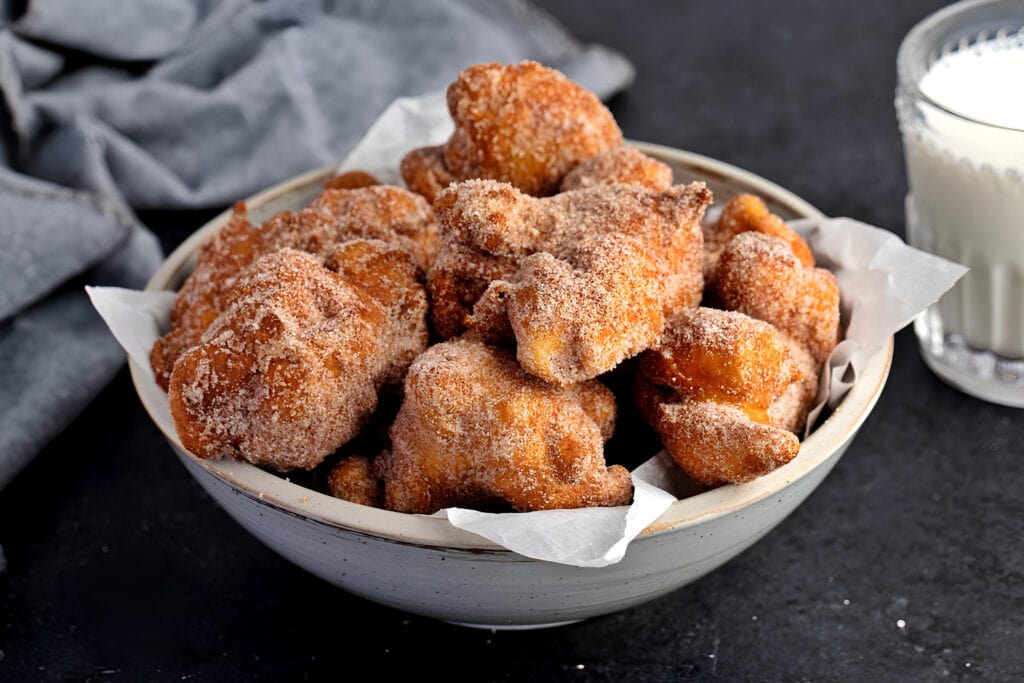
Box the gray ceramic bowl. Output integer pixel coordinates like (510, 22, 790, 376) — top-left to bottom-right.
(131, 144, 893, 629)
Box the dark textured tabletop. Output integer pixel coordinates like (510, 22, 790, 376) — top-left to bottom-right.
(3, 1, 1023, 680)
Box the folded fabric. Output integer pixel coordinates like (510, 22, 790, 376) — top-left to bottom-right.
(0, 0, 634, 490)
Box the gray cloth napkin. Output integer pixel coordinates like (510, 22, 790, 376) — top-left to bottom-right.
(0, 0, 634, 490)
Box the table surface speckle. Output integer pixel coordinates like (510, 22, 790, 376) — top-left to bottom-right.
(3, 1, 1023, 680)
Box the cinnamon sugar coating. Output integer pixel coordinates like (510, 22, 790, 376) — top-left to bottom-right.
(378, 338, 631, 514)
(770, 338, 820, 434)
(150, 185, 438, 389)
(428, 179, 711, 384)
(717, 232, 840, 365)
(307, 186, 439, 272)
(636, 308, 802, 486)
(560, 145, 673, 192)
(327, 455, 384, 507)
(703, 193, 814, 286)
(650, 401, 800, 487)
(168, 244, 428, 472)
(640, 308, 798, 421)
(400, 61, 623, 202)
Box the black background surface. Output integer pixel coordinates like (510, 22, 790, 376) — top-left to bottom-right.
(3, 1, 1023, 680)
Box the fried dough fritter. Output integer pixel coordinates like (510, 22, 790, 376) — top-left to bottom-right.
(307, 186, 439, 272)
(327, 455, 384, 507)
(378, 338, 632, 514)
(640, 307, 797, 420)
(703, 193, 814, 285)
(694, 197, 836, 440)
(647, 400, 801, 487)
(427, 179, 711, 385)
(560, 145, 673, 192)
(150, 185, 438, 389)
(399, 145, 455, 204)
(168, 244, 428, 472)
(323, 170, 380, 190)
(636, 307, 803, 486)
(769, 337, 820, 434)
(717, 231, 840, 365)
(400, 61, 623, 201)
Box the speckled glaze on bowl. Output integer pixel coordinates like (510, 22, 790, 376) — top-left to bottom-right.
(131, 144, 893, 629)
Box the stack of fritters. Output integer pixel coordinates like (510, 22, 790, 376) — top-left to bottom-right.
(154, 61, 842, 514)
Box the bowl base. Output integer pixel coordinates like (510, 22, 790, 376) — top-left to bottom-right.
(445, 619, 583, 631)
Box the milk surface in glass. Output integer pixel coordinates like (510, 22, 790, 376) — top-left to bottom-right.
(898, 9, 1024, 407)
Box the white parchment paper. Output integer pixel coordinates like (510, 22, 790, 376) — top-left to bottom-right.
(88, 92, 967, 568)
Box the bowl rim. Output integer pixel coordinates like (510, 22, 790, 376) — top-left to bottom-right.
(131, 143, 894, 552)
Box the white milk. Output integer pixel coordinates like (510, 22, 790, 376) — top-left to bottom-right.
(902, 37, 1024, 364)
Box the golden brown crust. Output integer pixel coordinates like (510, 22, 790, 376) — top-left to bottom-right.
(635, 308, 803, 487)
(323, 170, 380, 190)
(560, 145, 673, 192)
(640, 308, 797, 422)
(150, 186, 438, 389)
(769, 337, 820, 434)
(378, 339, 632, 514)
(566, 381, 618, 442)
(168, 245, 428, 472)
(495, 240, 663, 385)
(717, 232, 840, 365)
(653, 401, 799, 486)
(151, 202, 259, 390)
(399, 146, 454, 204)
(703, 194, 815, 286)
(428, 179, 711, 384)
(400, 61, 623, 201)
(327, 455, 384, 507)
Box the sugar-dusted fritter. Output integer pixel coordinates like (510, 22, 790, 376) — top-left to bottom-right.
(635, 307, 804, 486)
(769, 338, 820, 434)
(559, 145, 673, 192)
(428, 179, 711, 385)
(150, 185, 438, 389)
(168, 243, 428, 472)
(327, 455, 384, 508)
(306, 186, 439, 271)
(639, 307, 797, 418)
(703, 193, 814, 285)
(644, 399, 801, 487)
(378, 338, 632, 514)
(717, 231, 840, 365)
(400, 61, 623, 202)
(699, 204, 836, 438)
(399, 146, 454, 204)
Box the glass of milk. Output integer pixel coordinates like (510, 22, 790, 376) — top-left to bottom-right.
(897, 0, 1024, 407)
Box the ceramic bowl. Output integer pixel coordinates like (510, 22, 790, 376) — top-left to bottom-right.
(131, 144, 893, 629)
